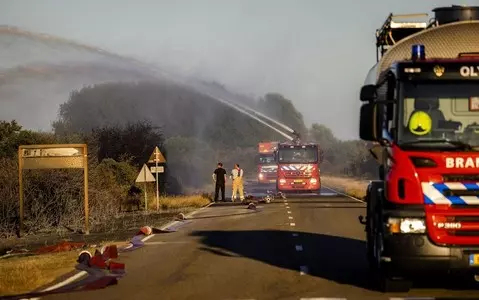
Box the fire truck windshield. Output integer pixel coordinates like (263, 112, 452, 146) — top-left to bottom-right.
(258, 154, 275, 165)
(397, 81, 479, 150)
(278, 147, 318, 163)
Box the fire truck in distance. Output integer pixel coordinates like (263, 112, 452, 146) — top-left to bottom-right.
(275, 140, 322, 194)
(358, 5, 479, 292)
(257, 141, 279, 184)
(209, 88, 324, 194)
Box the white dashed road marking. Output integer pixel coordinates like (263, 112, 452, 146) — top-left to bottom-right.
(287, 211, 291, 214)
(295, 245, 303, 251)
(286, 206, 290, 209)
(290, 223, 296, 227)
(234, 298, 440, 300)
(389, 299, 436, 300)
(389, 298, 436, 300)
(300, 298, 347, 300)
(288, 216, 294, 220)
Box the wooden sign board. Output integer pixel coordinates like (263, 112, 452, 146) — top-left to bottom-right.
(18, 144, 89, 236)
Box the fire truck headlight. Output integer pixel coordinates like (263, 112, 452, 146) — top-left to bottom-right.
(259, 173, 264, 179)
(279, 179, 286, 185)
(310, 178, 318, 184)
(388, 218, 426, 234)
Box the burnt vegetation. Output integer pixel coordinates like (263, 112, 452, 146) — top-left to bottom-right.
(0, 81, 377, 237)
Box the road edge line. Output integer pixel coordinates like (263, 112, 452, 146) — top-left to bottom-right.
(42, 271, 87, 292)
(26, 270, 88, 300)
(29, 202, 215, 299)
(153, 201, 214, 234)
(322, 185, 366, 203)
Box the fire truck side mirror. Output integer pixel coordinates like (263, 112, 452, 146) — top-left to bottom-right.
(359, 102, 382, 141)
(360, 84, 376, 101)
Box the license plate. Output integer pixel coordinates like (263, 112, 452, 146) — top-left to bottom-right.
(294, 180, 303, 183)
(469, 254, 479, 266)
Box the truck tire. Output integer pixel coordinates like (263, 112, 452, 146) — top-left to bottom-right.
(367, 182, 412, 293)
(366, 182, 381, 270)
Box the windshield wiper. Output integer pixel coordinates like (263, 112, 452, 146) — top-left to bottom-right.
(401, 139, 473, 150)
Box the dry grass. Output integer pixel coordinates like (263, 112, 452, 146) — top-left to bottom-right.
(147, 194, 211, 211)
(0, 195, 210, 295)
(0, 241, 128, 296)
(0, 251, 79, 296)
(322, 176, 369, 200)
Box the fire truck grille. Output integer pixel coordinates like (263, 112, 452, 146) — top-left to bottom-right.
(453, 231, 479, 237)
(443, 174, 479, 182)
(454, 216, 479, 222)
(438, 215, 479, 238)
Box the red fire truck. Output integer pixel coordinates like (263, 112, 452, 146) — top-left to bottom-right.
(275, 142, 322, 194)
(210, 87, 324, 194)
(257, 142, 279, 184)
(358, 5, 479, 291)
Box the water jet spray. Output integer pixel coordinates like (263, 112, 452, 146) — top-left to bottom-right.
(1, 25, 302, 143)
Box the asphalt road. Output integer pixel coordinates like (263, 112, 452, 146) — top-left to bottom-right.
(42, 183, 479, 300)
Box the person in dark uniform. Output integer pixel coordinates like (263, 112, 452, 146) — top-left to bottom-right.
(212, 162, 227, 202)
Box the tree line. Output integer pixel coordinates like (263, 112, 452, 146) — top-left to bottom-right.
(0, 80, 378, 236)
(53, 81, 377, 181)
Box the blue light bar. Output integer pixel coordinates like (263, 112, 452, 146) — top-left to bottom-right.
(411, 44, 426, 61)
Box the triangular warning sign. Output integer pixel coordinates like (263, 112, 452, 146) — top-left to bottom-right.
(135, 164, 156, 183)
(148, 146, 166, 164)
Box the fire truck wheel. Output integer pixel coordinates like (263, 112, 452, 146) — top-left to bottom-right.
(371, 227, 383, 271)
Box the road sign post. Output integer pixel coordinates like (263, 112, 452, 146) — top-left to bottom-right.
(155, 159, 159, 210)
(147, 146, 166, 211)
(135, 164, 156, 212)
(18, 144, 89, 236)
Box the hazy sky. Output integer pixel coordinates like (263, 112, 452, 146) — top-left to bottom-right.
(1, 0, 478, 139)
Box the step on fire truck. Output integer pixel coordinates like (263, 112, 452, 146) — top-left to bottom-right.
(358, 5, 479, 292)
(257, 142, 279, 184)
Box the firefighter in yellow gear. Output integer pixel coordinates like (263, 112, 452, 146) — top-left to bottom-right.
(230, 164, 245, 202)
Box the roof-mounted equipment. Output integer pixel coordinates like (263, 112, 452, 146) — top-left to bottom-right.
(376, 13, 429, 61)
(433, 5, 479, 25)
